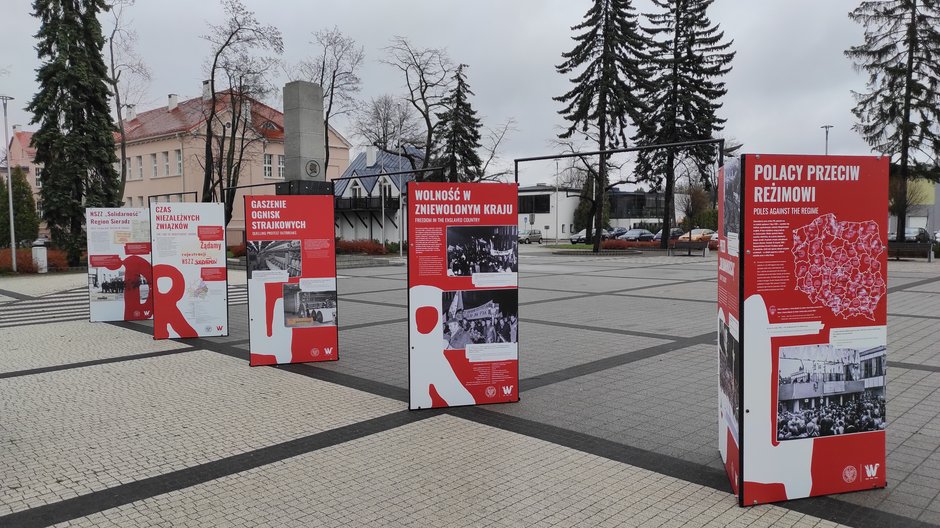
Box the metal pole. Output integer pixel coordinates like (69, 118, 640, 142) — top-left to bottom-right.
(555, 159, 560, 243)
(821, 125, 833, 155)
(397, 102, 403, 259)
(1, 95, 16, 272)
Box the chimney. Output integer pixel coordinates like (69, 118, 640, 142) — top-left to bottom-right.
(167, 94, 178, 112)
(126, 104, 136, 121)
(11, 124, 20, 134)
(202, 80, 211, 101)
(366, 146, 377, 167)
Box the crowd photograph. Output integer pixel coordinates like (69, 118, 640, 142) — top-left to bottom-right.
(442, 289, 518, 350)
(247, 240, 302, 278)
(282, 283, 337, 327)
(446, 226, 518, 276)
(776, 343, 886, 441)
(88, 268, 148, 300)
(718, 318, 739, 417)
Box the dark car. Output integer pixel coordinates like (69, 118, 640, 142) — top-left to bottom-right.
(890, 227, 932, 243)
(608, 226, 628, 239)
(653, 228, 684, 241)
(618, 228, 655, 241)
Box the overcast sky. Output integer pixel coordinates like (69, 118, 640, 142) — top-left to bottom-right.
(0, 0, 873, 186)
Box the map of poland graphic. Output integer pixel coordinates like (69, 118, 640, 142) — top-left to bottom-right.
(791, 214, 885, 320)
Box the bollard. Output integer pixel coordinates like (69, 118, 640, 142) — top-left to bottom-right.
(31, 237, 48, 273)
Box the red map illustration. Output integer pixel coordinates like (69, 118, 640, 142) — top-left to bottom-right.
(791, 214, 885, 320)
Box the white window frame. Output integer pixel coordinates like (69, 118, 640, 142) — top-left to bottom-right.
(36, 168, 43, 188)
(136, 156, 143, 180)
(277, 155, 285, 179)
(263, 154, 273, 179)
(162, 151, 170, 176)
(151, 154, 158, 178)
(175, 150, 182, 175)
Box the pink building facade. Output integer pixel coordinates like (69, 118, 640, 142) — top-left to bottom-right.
(7, 91, 352, 244)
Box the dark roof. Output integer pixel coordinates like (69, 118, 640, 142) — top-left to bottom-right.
(335, 147, 423, 196)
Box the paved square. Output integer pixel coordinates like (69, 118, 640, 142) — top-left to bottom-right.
(1, 245, 938, 527)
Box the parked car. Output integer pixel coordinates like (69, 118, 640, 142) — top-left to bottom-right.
(518, 229, 542, 244)
(618, 228, 655, 241)
(570, 229, 610, 244)
(678, 228, 716, 242)
(653, 228, 684, 241)
(889, 228, 931, 242)
(608, 226, 629, 239)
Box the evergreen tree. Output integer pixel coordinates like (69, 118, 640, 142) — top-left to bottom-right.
(0, 167, 41, 248)
(27, 0, 120, 265)
(556, 0, 651, 252)
(633, 0, 734, 249)
(434, 64, 483, 182)
(845, 0, 940, 241)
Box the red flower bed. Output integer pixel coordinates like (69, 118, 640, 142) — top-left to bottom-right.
(336, 240, 387, 255)
(0, 248, 69, 273)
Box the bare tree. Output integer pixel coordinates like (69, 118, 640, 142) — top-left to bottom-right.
(106, 0, 152, 201)
(297, 27, 363, 176)
(201, 0, 282, 202)
(354, 94, 423, 166)
(382, 37, 453, 171)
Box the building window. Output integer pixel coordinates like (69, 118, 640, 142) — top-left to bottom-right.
(36, 200, 43, 218)
(277, 155, 285, 178)
(151, 154, 158, 178)
(351, 181, 363, 198)
(561, 224, 565, 233)
(138, 196, 144, 207)
(136, 156, 143, 180)
(162, 152, 170, 176)
(175, 150, 182, 175)
(570, 224, 574, 233)
(263, 154, 273, 178)
(518, 194, 551, 214)
(36, 168, 43, 188)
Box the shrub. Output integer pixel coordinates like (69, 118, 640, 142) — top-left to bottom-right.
(336, 239, 387, 255)
(227, 244, 246, 258)
(601, 239, 632, 250)
(47, 249, 69, 271)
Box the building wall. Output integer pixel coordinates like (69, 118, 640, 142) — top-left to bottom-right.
(517, 189, 580, 240)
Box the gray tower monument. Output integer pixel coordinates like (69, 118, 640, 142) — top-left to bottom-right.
(283, 81, 326, 182)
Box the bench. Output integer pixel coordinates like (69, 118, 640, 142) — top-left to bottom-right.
(887, 241, 935, 261)
(668, 241, 710, 257)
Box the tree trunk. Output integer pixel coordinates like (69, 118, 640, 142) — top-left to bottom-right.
(661, 150, 675, 250)
(896, 0, 919, 242)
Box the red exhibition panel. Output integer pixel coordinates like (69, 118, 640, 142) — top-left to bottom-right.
(736, 154, 888, 505)
(245, 195, 338, 366)
(150, 202, 228, 339)
(716, 159, 742, 496)
(85, 207, 153, 322)
(408, 182, 519, 410)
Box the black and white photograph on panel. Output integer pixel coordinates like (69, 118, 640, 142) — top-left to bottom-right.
(776, 343, 886, 441)
(442, 289, 518, 350)
(718, 319, 739, 418)
(88, 267, 148, 300)
(282, 283, 338, 328)
(247, 240, 302, 278)
(723, 158, 741, 237)
(446, 225, 518, 276)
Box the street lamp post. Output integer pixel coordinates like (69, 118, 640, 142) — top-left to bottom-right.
(397, 103, 403, 259)
(821, 125, 833, 155)
(555, 159, 560, 243)
(1, 95, 15, 272)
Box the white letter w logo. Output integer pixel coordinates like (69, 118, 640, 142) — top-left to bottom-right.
(864, 464, 880, 478)
(325, 347, 334, 356)
(502, 385, 514, 395)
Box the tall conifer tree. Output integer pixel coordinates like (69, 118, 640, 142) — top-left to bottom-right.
(434, 64, 483, 182)
(846, 0, 940, 240)
(556, 0, 651, 252)
(633, 0, 734, 249)
(27, 0, 120, 265)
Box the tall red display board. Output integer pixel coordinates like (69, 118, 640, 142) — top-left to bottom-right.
(719, 154, 888, 505)
(408, 182, 519, 410)
(245, 194, 338, 366)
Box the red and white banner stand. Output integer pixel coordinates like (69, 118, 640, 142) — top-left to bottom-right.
(721, 154, 888, 505)
(150, 202, 228, 339)
(85, 208, 153, 322)
(245, 194, 338, 366)
(408, 182, 519, 410)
